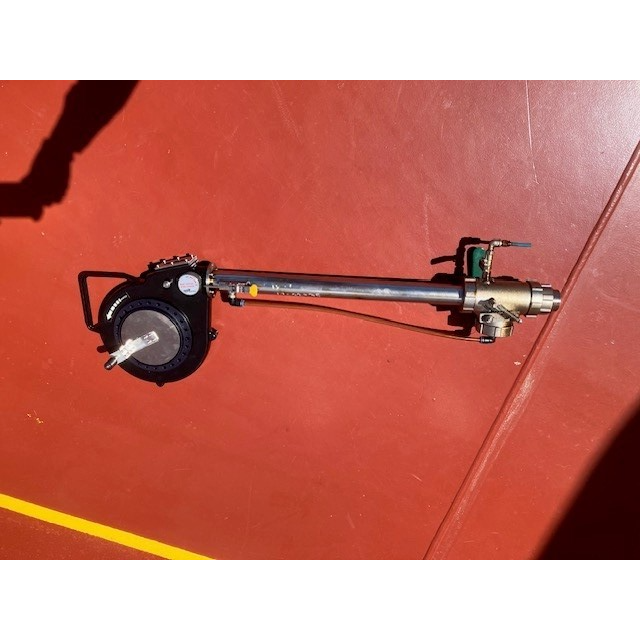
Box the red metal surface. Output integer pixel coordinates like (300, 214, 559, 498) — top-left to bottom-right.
(0, 510, 154, 560)
(1, 81, 639, 558)
(428, 165, 640, 559)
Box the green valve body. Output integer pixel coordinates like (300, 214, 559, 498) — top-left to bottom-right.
(468, 247, 486, 278)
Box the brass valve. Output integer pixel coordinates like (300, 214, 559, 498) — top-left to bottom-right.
(79, 238, 563, 384)
(463, 240, 561, 338)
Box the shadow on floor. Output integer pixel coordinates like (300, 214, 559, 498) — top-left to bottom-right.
(0, 80, 138, 220)
(539, 401, 640, 559)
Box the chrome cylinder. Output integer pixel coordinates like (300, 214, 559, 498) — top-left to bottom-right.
(208, 270, 465, 305)
(528, 282, 562, 316)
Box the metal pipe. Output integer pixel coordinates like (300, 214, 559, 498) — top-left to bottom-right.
(209, 270, 464, 305)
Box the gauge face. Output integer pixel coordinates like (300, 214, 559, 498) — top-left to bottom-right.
(177, 272, 201, 296)
(121, 309, 181, 365)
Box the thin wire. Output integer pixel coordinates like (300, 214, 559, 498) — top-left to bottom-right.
(241, 298, 479, 342)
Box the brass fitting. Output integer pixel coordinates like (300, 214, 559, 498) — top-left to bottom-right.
(463, 278, 561, 338)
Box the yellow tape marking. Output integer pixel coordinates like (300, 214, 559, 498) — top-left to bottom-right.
(249, 284, 259, 297)
(0, 493, 213, 560)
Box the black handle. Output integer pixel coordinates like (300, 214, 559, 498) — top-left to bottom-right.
(78, 270, 137, 331)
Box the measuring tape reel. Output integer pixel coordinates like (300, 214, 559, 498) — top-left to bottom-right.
(79, 255, 217, 386)
(79, 242, 561, 386)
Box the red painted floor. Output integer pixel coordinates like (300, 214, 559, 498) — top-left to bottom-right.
(1, 81, 639, 558)
(0, 510, 155, 560)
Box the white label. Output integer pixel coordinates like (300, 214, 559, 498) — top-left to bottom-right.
(178, 272, 201, 296)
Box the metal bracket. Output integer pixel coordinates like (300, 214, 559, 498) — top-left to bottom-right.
(78, 270, 139, 331)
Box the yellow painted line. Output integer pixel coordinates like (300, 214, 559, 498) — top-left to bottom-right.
(0, 493, 213, 560)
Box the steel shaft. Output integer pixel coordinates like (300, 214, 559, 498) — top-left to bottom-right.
(209, 270, 464, 305)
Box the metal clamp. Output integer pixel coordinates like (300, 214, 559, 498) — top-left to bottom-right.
(149, 255, 198, 271)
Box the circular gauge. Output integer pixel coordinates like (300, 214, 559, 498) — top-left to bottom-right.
(120, 309, 181, 365)
(177, 272, 201, 296)
(112, 298, 193, 377)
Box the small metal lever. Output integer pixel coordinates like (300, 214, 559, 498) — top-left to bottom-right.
(481, 297, 522, 323)
(104, 331, 160, 370)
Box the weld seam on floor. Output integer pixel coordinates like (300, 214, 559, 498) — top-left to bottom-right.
(424, 139, 640, 560)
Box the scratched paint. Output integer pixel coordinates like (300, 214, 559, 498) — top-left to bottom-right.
(26, 412, 44, 425)
(524, 80, 539, 185)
